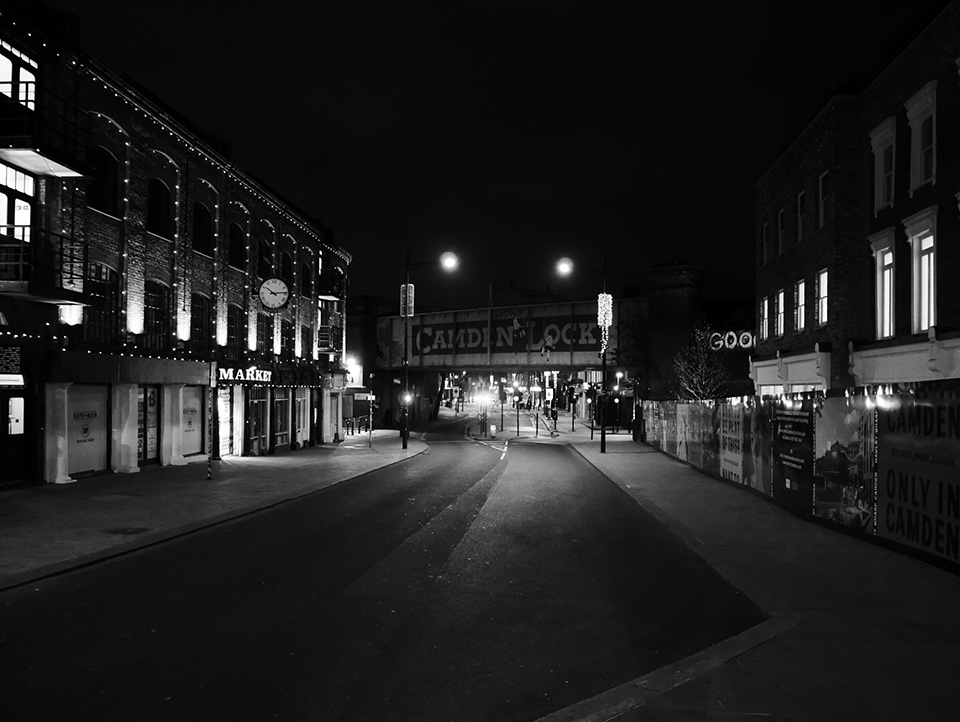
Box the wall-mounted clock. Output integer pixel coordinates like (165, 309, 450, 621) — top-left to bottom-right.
(258, 277, 290, 310)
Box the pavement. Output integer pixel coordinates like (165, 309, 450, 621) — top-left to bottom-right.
(4, 403, 960, 721)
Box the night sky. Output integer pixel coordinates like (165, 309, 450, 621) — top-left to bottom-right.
(41, 1, 951, 310)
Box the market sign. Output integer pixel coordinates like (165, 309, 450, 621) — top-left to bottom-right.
(219, 366, 273, 383)
(710, 331, 755, 351)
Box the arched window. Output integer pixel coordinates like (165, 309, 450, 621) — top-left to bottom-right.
(189, 293, 212, 356)
(83, 263, 119, 345)
(88, 146, 120, 216)
(257, 240, 272, 279)
(281, 251, 293, 284)
(146, 178, 172, 237)
(228, 223, 246, 269)
(143, 280, 172, 350)
(299, 258, 312, 297)
(192, 203, 213, 255)
(226, 303, 245, 358)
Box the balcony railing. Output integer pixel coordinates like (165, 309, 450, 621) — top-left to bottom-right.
(317, 325, 343, 352)
(0, 81, 89, 176)
(0, 225, 87, 302)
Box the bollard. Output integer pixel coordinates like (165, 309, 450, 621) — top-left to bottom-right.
(490, 424, 497, 438)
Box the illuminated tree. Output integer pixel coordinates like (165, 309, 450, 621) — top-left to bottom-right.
(670, 324, 730, 401)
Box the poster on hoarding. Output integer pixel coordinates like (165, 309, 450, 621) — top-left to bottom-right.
(814, 396, 876, 534)
(719, 402, 743, 483)
(662, 401, 677, 457)
(700, 402, 721, 478)
(772, 398, 814, 514)
(676, 403, 704, 467)
(877, 395, 960, 563)
(68, 385, 109, 475)
(743, 398, 773, 497)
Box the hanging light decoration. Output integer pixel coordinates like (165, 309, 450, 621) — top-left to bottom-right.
(598, 292, 613, 352)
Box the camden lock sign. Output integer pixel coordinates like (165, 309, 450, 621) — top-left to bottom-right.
(377, 301, 617, 370)
(219, 366, 273, 383)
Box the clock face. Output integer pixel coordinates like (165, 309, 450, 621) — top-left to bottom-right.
(258, 277, 290, 310)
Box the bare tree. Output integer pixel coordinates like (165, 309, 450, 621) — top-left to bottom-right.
(671, 324, 730, 401)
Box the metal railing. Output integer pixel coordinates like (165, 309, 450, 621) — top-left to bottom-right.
(0, 225, 87, 291)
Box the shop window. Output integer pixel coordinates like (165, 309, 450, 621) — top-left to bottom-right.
(274, 389, 291, 447)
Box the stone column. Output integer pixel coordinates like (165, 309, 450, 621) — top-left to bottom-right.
(111, 383, 140, 474)
(44, 382, 74, 484)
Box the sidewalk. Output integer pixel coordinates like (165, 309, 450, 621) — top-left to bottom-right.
(550, 417, 960, 721)
(0, 429, 427, 591)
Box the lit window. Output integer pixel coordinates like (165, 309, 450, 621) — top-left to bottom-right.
(759, 297, 769, 341)
(794, 279, 806, 331)
(818, 171, 829, 228)
(869, 118, 896, 213)
(905, 82, 936, 195)
(903, 207, 936, 333)
(774, 289, 785, 336)
(815, 269, 828, 326)
(796, 192, 805, 242)
(870, 229, 895, 340)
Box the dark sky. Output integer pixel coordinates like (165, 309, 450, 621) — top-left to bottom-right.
(41, 0, 951, 309)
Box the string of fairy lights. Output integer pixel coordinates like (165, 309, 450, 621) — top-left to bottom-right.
(35, 53, 350, 371)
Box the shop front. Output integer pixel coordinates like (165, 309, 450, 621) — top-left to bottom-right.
(44, 353, 210, 484)
(215, 363, 325, 456)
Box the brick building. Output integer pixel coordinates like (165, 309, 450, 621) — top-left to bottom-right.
(0, 3, 351, 484)
(752, 1, 960, 395)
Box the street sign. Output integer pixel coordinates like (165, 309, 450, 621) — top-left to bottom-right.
(354, 393, 375, 401)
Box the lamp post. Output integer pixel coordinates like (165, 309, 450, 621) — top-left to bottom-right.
(556, 255, 612, 453)
(401, 249, 458, 449)
(513, 383, 520, 437)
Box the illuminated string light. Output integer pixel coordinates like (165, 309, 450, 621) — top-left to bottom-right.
(597, 292, 613, 353)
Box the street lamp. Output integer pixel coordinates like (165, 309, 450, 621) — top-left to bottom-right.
(401, 249, 458, 449)
(556, 255, 611, 453)
(513, 382, 520, 437)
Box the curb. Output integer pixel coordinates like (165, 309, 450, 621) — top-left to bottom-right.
(0, 443, 429, 593)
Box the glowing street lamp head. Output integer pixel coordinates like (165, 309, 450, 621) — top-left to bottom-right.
(556, 257, 573, 276)
(403, 393, 412, 404)
(440, 252, 458, 271)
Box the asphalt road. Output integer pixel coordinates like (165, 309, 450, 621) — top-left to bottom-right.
(0, 417, 764, 721)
